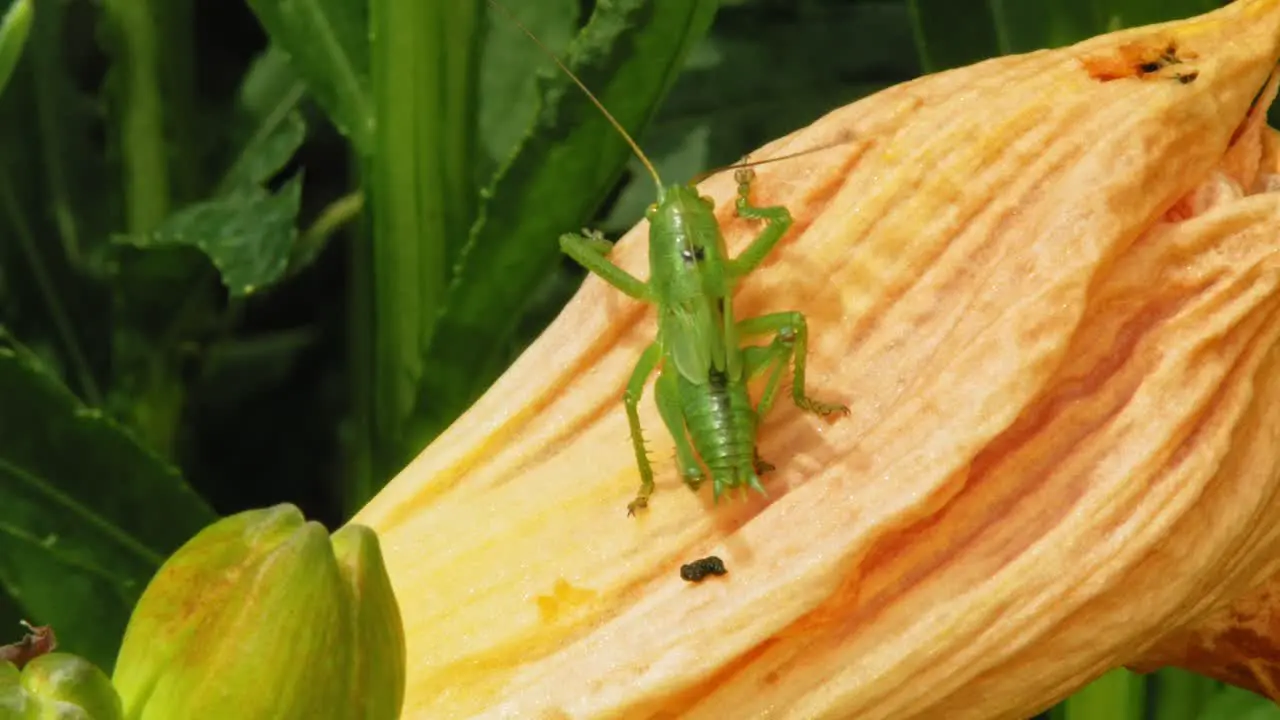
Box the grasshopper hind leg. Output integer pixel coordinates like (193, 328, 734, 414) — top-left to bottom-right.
(623, 343, 663, 516)
(624, 348, 705, 515)
(655, 368, 705, 494)
(740, 312, 851, 420)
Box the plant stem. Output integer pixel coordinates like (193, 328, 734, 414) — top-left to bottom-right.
(293, 191, 364, 272)
(101, 0, 199, 458)
(101, 0, 171, 233)
(352, 0, 481, 510)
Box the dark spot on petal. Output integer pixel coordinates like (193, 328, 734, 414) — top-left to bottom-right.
(680, 556, 728, 582)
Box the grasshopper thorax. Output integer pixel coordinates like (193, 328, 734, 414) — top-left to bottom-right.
(645, 184, 731, 302)
(646, 183, 736, 385)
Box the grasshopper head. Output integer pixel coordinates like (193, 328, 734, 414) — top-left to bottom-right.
(646, 184, 730, 299)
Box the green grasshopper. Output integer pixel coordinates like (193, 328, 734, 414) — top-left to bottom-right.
(491, 0, 849, 514)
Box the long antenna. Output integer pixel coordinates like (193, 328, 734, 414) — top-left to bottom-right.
(689, 136, 856, 185)
(486, 0, 664, 195)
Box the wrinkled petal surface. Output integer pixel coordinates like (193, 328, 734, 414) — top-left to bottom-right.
(356, 1, 1280, 717)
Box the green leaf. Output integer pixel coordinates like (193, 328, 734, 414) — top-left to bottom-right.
(992, 0, 1220, 54)
(0, 160, 105, 407)
(603, 0, 918, 233)
(112, 109, 307, 298)
(414, 0, 721, 442)
(0, 0, 31, 100)
(220, 47, 307, 198)
(908, 0, 1220, 73)
(117, 173, 305, 298)
(245, 0, 372, 151)
(0, 1, 114, 406)
(477, 0, 579, 183)
(234, 45, 307, 141)
(1196, 685, 1280, 720)
(25, 0, 116, 268)
(1151, 667, 1218, 720)
(0, 334, 216, 669)
(907, 0, 1002, 72)
(220, 110, 307, 191)
(1062, 669, 1145, 720)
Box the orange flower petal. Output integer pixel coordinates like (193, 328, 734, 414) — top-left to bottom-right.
(355, 1, 1280, 716)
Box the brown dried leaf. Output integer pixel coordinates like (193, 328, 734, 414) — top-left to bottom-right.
(0, 621, 57, 670)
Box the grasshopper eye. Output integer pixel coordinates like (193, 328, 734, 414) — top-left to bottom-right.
(645, 203, 659, 219)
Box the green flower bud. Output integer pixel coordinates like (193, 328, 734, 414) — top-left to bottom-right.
(112, 504, 405, 720)
(332, 525, 406, 720)
(0, 654, 123, 720)
(0, 660, 36, 719)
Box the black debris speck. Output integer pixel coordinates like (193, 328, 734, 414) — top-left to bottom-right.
(680, 556, 728, 583)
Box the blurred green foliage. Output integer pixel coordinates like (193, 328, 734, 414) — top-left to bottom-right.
(0, 0, 1275, 714)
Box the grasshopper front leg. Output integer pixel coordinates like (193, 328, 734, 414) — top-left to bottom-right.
(727, 168, 794, 278)
(559, 229, 652, 300)
(739, 312, 850, 419)
(561, 230, 670, 514)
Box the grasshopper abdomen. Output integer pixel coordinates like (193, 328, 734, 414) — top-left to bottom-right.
(678, 369, 763, 500)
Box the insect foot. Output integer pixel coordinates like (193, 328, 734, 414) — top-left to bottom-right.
(681, 467, 706, 492)
(797, 396, 852, 418)
(753, 450, 776, 475)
